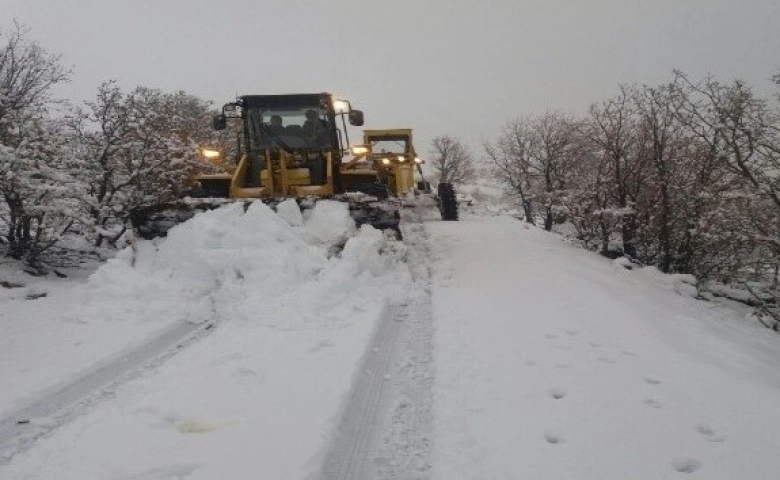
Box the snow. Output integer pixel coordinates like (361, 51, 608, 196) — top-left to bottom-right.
(3, 205, 780, 479)
(427, 215, 780, 479)
(0, 200, 412, 478)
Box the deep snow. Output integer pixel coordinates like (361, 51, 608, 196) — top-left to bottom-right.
(2, 203, 780, 479)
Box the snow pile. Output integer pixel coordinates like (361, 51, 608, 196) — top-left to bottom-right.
(82, 200, 402, 326)
(275, 198, 304, 227)
(612, 256, 636, 270)
(301, 199, 357, 246)
(635, 267, 700, 299)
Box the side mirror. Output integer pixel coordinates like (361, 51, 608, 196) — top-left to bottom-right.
(348, 110, 364, 127)
(213, 115, 227, 131)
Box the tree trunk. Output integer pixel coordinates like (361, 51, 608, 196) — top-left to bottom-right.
(544, 206, 553, 231)
(622, 213, 637, 258)
(658, 182, 672, 273)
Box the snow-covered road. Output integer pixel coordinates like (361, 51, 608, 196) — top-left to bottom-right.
(0, 319, 207, 456)
(428, 214, 780, 479)
(2, 203, 780, 479)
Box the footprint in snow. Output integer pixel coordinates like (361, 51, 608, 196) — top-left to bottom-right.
(544, 429, 565, 444)
(643, 398, 663, 409)
(545, 334, 559, 339)
(554, 363, 572, 369)
(643, 377, 662, 385)
(671, 456, 702, 473)
(588, 342, 602, 348)
(308, 340, 335, 353)
(597, 356, 617, 365)
(694, 423, 726, 442)
(132, 464, 201, 478)
(549, 387, 566, 400)
(566, 330, 579, 336)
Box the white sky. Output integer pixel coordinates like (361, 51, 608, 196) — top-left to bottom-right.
(2, 0, 779, 158)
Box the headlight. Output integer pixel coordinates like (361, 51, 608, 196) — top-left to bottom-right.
(381, 158, 391, 165)
(201, 148, 221, 159)
(414, 157, 423, 164)
(350, 145, 369, 155)
(397, 156, 406, 162)
(333, 99, 351, 114)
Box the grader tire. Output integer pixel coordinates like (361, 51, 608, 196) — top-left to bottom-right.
(438, 182, 459, 221)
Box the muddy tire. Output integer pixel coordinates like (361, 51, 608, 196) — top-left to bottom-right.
(437, 182, 459, 221)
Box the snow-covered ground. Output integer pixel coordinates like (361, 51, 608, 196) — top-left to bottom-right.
(0, 200, 413, 478)
(2, 201, 780, 479)
(428, 215, 780, 479)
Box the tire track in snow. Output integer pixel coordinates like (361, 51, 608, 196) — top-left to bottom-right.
(0, 317, 215, 464)
(373, 209, 435, 479)
(318, 207, 435, 480)
(318, 302, 404, 480)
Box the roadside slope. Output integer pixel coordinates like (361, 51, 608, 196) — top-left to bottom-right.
(428, 214, 780, 479)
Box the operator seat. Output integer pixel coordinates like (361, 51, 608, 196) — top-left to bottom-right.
(285, 125, 303, 136)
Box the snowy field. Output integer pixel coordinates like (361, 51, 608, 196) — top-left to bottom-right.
(2, 201, 780, 479)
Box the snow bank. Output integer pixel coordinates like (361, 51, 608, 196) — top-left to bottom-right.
(635, 267, 699, 299)
(82, 200, 375, 324)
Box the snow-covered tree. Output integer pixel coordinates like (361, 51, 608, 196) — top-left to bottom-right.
(527, 113, 580, 231)
(485, 113, 579, 231)
(672, 72, 780, 283)
(583, 86, 649, 257)
(0, 22, 74, 267)
(71, 82, 214, 246)
(0, 22, 69, 130)
(631, 84, 691, 272)
(484, 119, 536, 224)
(429, 135, 475, 185)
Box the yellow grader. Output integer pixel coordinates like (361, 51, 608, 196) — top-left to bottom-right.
(342, 128, 458, 220)
(341, 128, 421, 198)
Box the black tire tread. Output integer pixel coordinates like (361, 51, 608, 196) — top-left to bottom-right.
(438, 182, 459, 221)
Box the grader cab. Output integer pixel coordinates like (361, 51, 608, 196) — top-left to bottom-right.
(199, 93, 364, 199)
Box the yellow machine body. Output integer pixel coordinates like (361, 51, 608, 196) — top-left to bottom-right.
(227, 150, 334, 198)
(193, 92, 364, 200)
(341, 128, 421, 197)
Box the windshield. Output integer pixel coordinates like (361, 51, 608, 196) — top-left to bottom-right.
(246, 106, 332, 151)
(369, 137, 409, 155)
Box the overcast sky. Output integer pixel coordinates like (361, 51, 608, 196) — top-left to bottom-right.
(2, 0, 779, 158)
